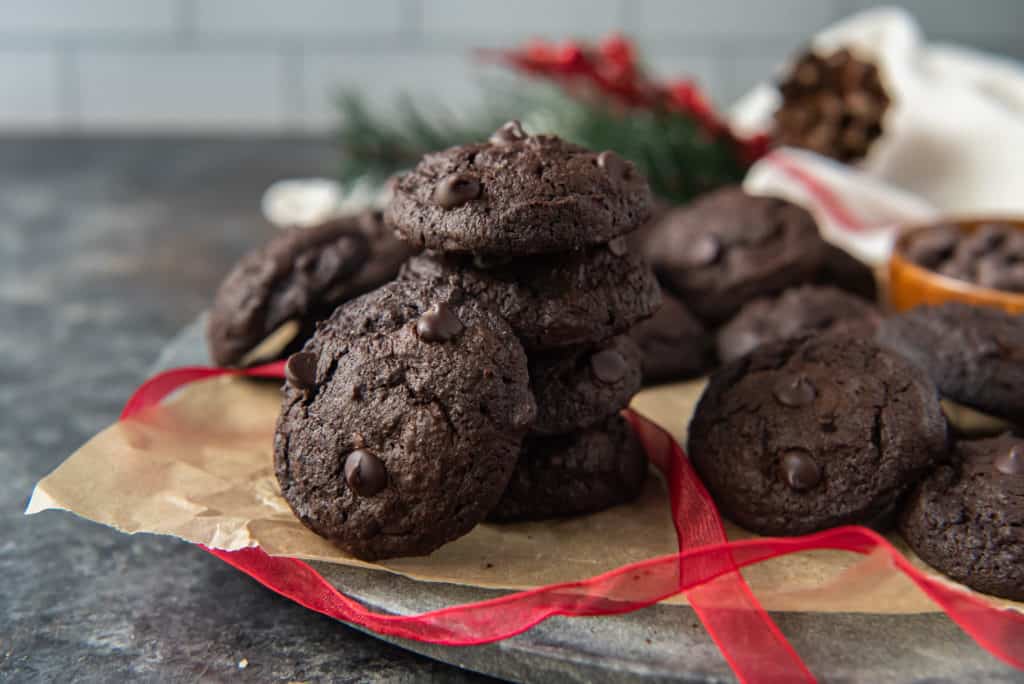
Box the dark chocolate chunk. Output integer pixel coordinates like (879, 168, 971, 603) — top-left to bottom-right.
(433, 173, 481, 209)
(284, 351, 318, 390)
(344, 449, 388, 497)
(415, 302, 464, 343)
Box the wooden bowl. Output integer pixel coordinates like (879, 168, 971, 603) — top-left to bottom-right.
(888, 217, 1024, 314)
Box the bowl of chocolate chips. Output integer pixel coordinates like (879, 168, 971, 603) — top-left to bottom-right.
(890, 218, 1024, 314)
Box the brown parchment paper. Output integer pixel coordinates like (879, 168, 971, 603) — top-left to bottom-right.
(27, 375, 1024, 615)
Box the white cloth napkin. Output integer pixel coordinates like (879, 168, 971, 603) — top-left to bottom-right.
(731, 7, 1024, 266)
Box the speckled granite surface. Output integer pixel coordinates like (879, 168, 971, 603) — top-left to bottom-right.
(3, 139, 1021, 684)
(1, 139, 494, 683)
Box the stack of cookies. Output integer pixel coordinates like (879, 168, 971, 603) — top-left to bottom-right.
(273, 122, 661, 560)
(391, 120, 661, 524)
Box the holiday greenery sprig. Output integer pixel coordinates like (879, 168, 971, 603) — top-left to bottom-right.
(336, 34, 769, 204)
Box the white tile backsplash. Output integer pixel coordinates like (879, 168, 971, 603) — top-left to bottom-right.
(77, 50, 287, 131)
(0, 0, 1019, 131)
(195, 0, 404, 38)
(421, 0, 620, 38)
(0, 0, 177, 36)
(0, 51, 61, 128)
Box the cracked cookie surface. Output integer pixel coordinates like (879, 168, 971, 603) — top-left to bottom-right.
(400, 246, 661, 351)
(386, 125, 652, 256)
(688, 335, 947, 536)
(487, 415, 649, 523)
(877, 302, 1024, 423)
(274, 280, 537, 560)
(900, 432, 1024, 600)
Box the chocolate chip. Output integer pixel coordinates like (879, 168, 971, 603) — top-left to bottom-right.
(285, 352, 317, 390)
(591, 350, 628, 384)
(597, 150, 630, 182)
(607, 237, 629, 256)
(773, 374, 817, 407)
(344, 449, 388, 496)
(995, 444, 1024, 476)
(678, 234, 720, 268)
(433, 174, 481, 209)
(489, 120, 527, 145)
(780, 449, 821, 491)
(416, 302, 464, 343)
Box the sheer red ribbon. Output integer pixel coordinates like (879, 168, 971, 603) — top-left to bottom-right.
(121, 363, 1024, 682)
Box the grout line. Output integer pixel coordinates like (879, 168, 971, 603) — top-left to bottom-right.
(176, 0, 198, 47)
(56, 41, 81, 130)
(282, 43, 305, 133)
(399, 0, 423, 47)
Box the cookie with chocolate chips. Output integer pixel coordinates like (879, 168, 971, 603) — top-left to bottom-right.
(400, 244, 661, 351)
(274, 280, 537, 560)
(628, 292, 713, 384)
(688, 335, 947, 536)
(386, 120, 653, 255)
(717, 285, 880, 364)
(877, 302, 1024, 423)
(207, 217, 370, 366)
(487, 415, 649, 523)
(528, 335, 643, 435)
(900, 433, 1024, 600)
(644, 186, 829, 323)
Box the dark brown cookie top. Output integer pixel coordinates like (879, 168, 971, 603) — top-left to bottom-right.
(815, 243, 878, 301)
(717, 285, 880, 364)
(645, 186, 828, 323)
(207, 219, 369, 366)
(486, 415, 649, 523)
(900, 433, 1024, 600)
(400, 245, 661, 351)
(528, 335, 643, 435)
(386, 121, 653, 256)
(688, 335, 947, 536)
(274, 280, 537, 561)
(877, 302, 1024, 422)
(905, 222, 1024, 293)
(628, 292, 713, 384)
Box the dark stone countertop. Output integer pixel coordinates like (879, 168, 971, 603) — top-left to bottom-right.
(0, 138, 496, 683)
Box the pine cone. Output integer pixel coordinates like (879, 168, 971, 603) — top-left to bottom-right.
(773, 48, 890, 163)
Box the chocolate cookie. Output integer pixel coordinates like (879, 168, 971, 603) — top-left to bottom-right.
(282, 211, 419, 358)
(208, 219, 369, 366)
(274, 280, 537, 560)
(877, 302, 1024, 423)
(815, 243, 878, 301)
(529, 335, 643, 435)
(688, 335, 947, 536)
(327, 210, 417, 300)
(400, 245, 661, 351)
(717, 285, 880, 364)
(386, 121, 652, 255)
(628, 292, 713, 384)
(900, 433, 1024, 600)
(487, 415, 649, 523)
(645, 186, 828, 323)
(906, 222, 1024, 293)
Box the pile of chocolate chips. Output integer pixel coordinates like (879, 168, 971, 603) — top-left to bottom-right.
(906, 222, 1024, 293)
(774, 47, 890, 163)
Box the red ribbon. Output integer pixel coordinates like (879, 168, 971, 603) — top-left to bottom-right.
(120, 363, 1024, 681)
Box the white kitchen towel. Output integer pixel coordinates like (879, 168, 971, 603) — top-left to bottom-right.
(732, 7, 1024, 266)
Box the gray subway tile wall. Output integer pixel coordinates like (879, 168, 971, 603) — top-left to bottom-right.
(0, 0, 1021, 132)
